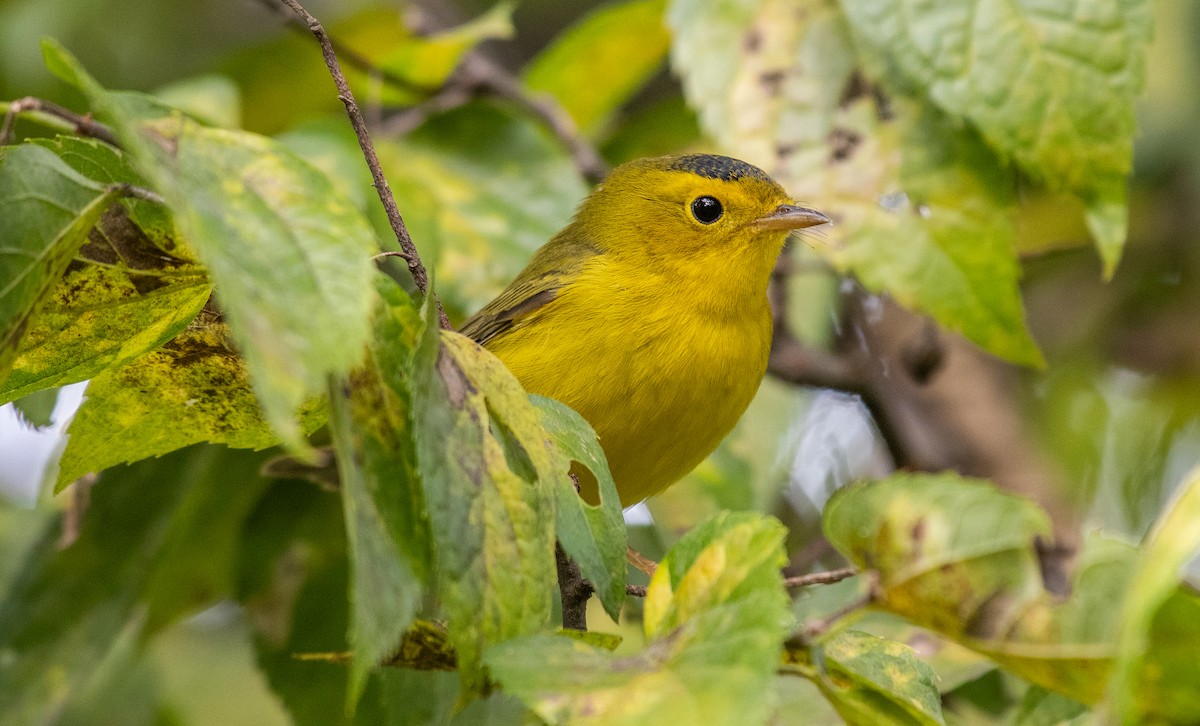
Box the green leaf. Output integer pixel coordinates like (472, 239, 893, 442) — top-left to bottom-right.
(531, 395, 627, 621)
(377, 3, 514, 90)
(409, 300, 558, 694)
(1, 137, 210, 406)
(43, 40, 377, 452)
(325, 278, 432, 703)
(328, 375, 422, 704)
(377, 102, 586, 317)
(797, 630, 944, 726)
(152, 73, 242, 129)
(840, 0, 1152, 275)
(523, 0, 670, 135)
(0, 446, 271, 724)
(1013, 686, 1089, 726)
(824, 474, 1137, 704)
(0, 143, 120, 381)
(487, 512, 790, 725)
(54, 314, 325, 489)
(1111, 464, 1200, 724)
(11, 387, 58, 428)
(668, 0, 1043, 367)
(236, 480, 388, 726)
(831, 101, 1043, 367)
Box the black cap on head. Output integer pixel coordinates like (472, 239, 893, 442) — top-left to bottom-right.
(665, 154, 773, 184)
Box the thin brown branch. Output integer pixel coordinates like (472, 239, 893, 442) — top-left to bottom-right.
(460, 54, 609, 185)
(111, 182, 165, 205)
(251, 0, 438, 97)
(799, 593, 872, 640)
(1, 97, 121, 148)
(379, 86, 474, 137)
(276, 0, 451, 330)
(254, 0, 608, 185)
(783, 566, 856, 589)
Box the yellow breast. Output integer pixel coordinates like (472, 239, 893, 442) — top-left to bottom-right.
(487, 254, 773, 506)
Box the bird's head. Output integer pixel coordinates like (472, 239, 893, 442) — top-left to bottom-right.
(573, 153, 829, 273)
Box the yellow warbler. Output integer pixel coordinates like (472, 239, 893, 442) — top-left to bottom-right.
(461, 154, 828, 506)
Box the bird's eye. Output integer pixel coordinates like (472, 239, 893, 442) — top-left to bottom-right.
(690, 196, 723, 224)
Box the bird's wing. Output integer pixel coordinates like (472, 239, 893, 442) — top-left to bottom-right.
(459, 235, 599, 347)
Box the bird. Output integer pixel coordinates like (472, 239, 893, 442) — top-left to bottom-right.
(460, 153, 829, 507)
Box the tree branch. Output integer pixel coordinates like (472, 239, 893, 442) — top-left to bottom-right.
(254, 0, 608, 185)
(1, 96, 120, 148)
(783, 566, 856, 589)
(556, 542, 592, 630)
(276, 0, 451, 330)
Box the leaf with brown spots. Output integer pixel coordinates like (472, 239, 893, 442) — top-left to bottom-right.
(668, 0, 1045, 367)
(824, 473, 1139, 704)
(0, 143, 122, 383)
(409, 297, 559, 696)
(324, 277, 431, 703)
(784, 630, 944, 726)
(841, 0, 1151, 276)
(44, 41, 376, 453)
(1, 138, 210, 405)
(55, 311, 325, 489)
(485, 512, 790, 725)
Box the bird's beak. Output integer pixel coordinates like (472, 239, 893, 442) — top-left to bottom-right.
(752, 204, 831, 231)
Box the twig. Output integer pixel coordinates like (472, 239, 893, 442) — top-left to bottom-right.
(276, 0, 451, 330)
(783, 566, 856, 589)
(111, 182, 165, 205)
(251, 0, 437, 97)
(254, 0, 608, 184)
(799, 594, 872, 640)
(1, 97, 120, 148)
(459, 54, 609, 185)
(556, 543, 592, 630)
(379, 86, 474, 137)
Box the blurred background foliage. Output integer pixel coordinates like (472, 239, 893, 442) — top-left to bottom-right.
(0, 0, 1198, 723)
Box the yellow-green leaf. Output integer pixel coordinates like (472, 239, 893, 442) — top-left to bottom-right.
(487, 512, 790, 725)
(524, 0, 670, 135)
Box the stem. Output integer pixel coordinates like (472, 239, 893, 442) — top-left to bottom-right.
(1, 97, 121, 148)
(276, 0, 451, 330)
(556, 542, 592, 631)
(783, 566, 857, 589)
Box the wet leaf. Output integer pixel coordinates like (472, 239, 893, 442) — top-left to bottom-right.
(409, 300, 558, 695)
(524, 0, 670, 135)
(841, 0, 1152, 276)
(824, 473, 1137, 704)
(55, 311, 325, 489)
(531, 395, 627, 621)
(486, 512, 789, 725)
(668, 0, 1044, 366)
(1111, 464, 1200, 724)
(44, 40, 377, 452)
